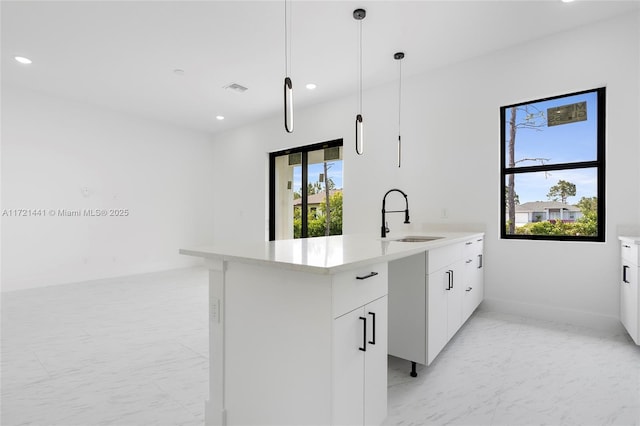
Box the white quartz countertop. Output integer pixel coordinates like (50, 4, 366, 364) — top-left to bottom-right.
(180, 232, 484, 274)
(619, 236, 640, 244)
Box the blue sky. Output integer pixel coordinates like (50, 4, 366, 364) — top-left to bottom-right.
(505, 91, 598, 204)
(292, 160, 343, 194)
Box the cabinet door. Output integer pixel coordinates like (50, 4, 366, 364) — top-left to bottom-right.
(462, 256, 477, 321)
(446, 259, 464, 340)
(620, 262, 639, 344)
(427, 267, 450, 365)
(364, 296, 387, 426)
(333, 307, 366, 425)
(463, 249, 484, 321)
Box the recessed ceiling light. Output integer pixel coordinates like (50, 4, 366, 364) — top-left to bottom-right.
(561, 0, 575, 3)
(216, 115, 225, 121)
(305, 83, 317, 90)
(14, 56, 32, 65)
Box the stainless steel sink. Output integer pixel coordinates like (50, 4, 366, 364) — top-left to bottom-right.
(392, 236, 443, 243)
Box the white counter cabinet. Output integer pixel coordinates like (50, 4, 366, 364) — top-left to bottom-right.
(388, 235, 485, 373)
(619, 237, 640, 345)
(462, 237, 484, 320)
(180, 232, 483, 425)
(334, 293, 388, 425)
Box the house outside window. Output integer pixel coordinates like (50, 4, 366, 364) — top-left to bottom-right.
(500, 88, 605, 242)
(269, 140, 343, 240)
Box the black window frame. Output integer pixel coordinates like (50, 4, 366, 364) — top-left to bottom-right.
(269, 139, 343, 241)
(500, 87, 606, 242)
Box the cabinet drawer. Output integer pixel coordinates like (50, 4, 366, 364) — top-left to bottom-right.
(463, 237, 484, 257)
(333, 263, 388, 318)
(621, 241, 639, 265)
(428, 243, 463, 273)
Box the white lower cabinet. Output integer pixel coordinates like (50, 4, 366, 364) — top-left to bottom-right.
(333, 296, 388, 426)
(388, 235, 485, 371)
(209, 260, 388, 426)
(462, 237, 484, 320)
(427, 246, 464, 365)
(620, 238, 640, 345)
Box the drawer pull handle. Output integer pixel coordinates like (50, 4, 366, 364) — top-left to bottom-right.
(356, 272, 378, 280)
(623, 244, 631, 248)
(465, 242, 473, 245)
(359, 317, 367, 351)
(623, 265, 630, 284)
(466, 259, 473, 264)
(466, 287, 472, 292)
(368, 312, 376, 345)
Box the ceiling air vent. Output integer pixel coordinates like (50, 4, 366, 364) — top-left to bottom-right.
(223, 83, 248, 93)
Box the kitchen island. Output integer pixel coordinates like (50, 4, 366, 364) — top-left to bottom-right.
(180, 231, 483, 426)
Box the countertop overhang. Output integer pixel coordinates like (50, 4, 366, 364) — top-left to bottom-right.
(180, 232, 484, 274)
(619, 236, 640, 245)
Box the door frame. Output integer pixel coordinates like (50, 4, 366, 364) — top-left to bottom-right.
(268, 139, 343, 241)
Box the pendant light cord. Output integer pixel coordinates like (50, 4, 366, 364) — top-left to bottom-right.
(359, 19, 363, 114)
(398, 58, 402, 136)
(284, 0, 292, 76)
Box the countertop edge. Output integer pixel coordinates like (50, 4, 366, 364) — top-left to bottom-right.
(180, 232, 484, 274)
(619, 235, 640, 245)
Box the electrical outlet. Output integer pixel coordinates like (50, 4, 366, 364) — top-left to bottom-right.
(211, 298, 220, 323)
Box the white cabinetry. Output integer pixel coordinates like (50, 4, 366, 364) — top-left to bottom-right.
(332, 264, 388, 426)
(333, 295, 387, 426)
(205, 260, 388, 426)
(388, 235, 485, 372)
(462, 237, 484, 320)
(620, 238, 640, 345)
(427, 243, 464, 365)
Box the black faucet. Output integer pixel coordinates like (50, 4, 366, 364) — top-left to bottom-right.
(381, 189, 410, 238)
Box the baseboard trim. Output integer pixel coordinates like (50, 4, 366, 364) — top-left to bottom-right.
(480, 297, 624, 334)
(204, 400, 226, 426)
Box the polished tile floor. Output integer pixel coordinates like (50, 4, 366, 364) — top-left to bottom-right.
(2, 267, 639, 425)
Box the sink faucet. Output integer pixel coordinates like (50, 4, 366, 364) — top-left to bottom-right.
(381, 189, 410, 238)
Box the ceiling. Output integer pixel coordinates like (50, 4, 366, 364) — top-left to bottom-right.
(2, 1, 638, 135)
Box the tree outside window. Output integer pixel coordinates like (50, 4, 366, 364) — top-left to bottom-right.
(500, 88, 605, 241)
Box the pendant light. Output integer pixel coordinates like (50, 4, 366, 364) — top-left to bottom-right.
(394, 52, 405, 167)
(353, 8, 366, 155)
(284, 0, 294, 133)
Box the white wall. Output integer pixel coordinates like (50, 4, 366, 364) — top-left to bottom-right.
(1, 86, 216, 291)
(210, 13, 639, 328)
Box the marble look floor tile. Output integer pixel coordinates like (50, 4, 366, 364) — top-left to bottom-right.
(3, 268, 640, 426)
(384, 310, 640, 426)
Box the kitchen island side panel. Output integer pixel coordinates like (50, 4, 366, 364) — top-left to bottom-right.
(222, 261, 333, 425)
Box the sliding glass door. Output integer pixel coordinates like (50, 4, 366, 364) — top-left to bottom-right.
(269, 140, 343, 240)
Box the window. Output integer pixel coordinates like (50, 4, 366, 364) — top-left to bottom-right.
(500, 88, 605, 241)
(269, 140, 343, 241)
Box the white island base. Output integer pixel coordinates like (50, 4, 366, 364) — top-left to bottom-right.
(202, 257, 388, 425)
(181, 232, 483, 425)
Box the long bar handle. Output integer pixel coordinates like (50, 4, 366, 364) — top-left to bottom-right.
(356, 272, 378, 280)
(478, 254, 483, 269)
(623, 265, 630, 284)
(359, 317, 367, 351)
(368, 312, 376, 345)
(445, 270, 451, 290)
